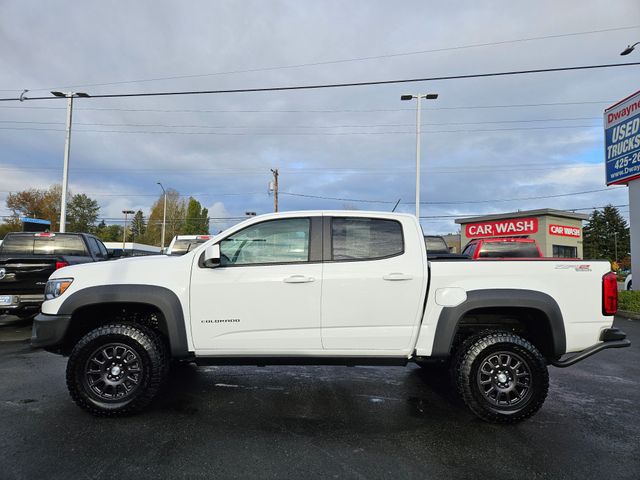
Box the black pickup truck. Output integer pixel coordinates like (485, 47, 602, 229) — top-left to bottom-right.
(0, 232, 110, 320)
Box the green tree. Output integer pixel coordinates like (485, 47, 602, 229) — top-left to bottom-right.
(6, 185, 62, 230)
(0, 222, 20, 239)
(130, 210, 146, 240)
(146, 188, 186, 246)
(95, 223, 124, 242)
(67, 193, 100, 233)
(182, 197, 209, 235)
(583, 205, 630, 261)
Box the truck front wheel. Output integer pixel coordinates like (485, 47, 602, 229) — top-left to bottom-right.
(454, 331, 548, 423)
(66, 323, 168, 416)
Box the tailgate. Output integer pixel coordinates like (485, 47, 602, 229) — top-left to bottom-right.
(0, 257, 57, 294)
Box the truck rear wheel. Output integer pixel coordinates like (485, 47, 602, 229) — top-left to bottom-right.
(66, 323, 168, 416)
(454, 331, 548, 423)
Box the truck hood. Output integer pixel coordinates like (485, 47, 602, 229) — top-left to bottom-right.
(50, 253, 192, 284)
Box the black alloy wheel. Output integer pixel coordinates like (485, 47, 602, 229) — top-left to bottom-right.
(455, 331, 549, 423)
(66, 323, 168, 416)
(476, 351, 532, 408)
(84, 343, 143, 401)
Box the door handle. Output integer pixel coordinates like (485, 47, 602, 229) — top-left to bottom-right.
(383, 273, 412, 281)
(283, 275, 315, 283)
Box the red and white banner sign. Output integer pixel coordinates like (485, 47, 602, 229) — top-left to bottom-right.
(465, 218, 538, 238)
(548, 224, 581, 237)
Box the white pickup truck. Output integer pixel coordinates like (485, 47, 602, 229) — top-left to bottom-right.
(32, 211, 630, 423)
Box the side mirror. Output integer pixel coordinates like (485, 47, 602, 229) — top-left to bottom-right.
(203, 244, 221, 268)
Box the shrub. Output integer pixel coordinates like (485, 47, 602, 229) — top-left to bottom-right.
(618, 291, 640, 313)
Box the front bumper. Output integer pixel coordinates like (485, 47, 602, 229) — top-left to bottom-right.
(31, 313, 72, 350)
(550, 328, 631, 368)
(0, 294, 44, 317)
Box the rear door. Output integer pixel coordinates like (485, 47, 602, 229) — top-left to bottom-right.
(320, 215, 427, 353)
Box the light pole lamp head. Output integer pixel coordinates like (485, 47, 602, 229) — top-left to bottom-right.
(50, 91, 90, 98)
(620, 42, 639, 55)
(400, 95, 414, 101)
(122, 210, 135, 215)
(425, 93, 439, 100)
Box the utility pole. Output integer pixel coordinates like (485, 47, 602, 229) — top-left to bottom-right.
(122, 210, 134, 252)
(270, 168, 279, 212)
(157, 182, 167, 252)
(50, 91, 90, 232)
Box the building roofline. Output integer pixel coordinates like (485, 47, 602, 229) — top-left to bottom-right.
(454, 208, 589, 224)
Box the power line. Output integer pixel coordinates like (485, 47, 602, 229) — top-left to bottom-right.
(280, 187, 624, 205)
(2, 62, 638, 102)
(0, 116, 602, 129)
(0, 163, 604, 178)
(9, 24, 639, 92)
(418, 204, 629, 219)
(0, 100, 615, 113)
(0, 124, 601, 136)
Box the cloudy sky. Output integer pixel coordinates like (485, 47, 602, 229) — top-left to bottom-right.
(1, 0, 639, 233)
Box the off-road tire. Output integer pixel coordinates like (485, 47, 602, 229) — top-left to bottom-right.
(66, 323, 168, 416)
(454, 331, 548, 424)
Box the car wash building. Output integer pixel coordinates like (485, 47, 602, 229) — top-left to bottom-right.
(455, 208, 589, 258)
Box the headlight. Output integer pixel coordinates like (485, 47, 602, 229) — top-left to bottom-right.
(44, 278, 73, 300)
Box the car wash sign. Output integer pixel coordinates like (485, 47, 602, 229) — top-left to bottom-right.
(466, 218, 538, 238)
(605, 89, 640, 186)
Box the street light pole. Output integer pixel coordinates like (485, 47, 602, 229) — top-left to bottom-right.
(157, 182, 167, 251)
(401, 93, 438, 220)
(614, 231, 618, 261)
(122, 209, 134, 252)
(51, 91, 89, 232)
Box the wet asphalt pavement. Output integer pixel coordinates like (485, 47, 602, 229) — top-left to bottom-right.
(0, 318, 638, 480)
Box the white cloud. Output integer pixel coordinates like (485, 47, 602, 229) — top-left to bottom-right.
(0, 0, 638, 234)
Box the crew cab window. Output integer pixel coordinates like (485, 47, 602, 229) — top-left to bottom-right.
(219, 218, 310, 266)
(331, 217, 403, 261)
(87, 237, 106, 259)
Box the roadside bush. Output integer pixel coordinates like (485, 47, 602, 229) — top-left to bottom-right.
(618, 291, 640, 313)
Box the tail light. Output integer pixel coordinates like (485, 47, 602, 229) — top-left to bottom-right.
(55, 261, 69, 270)
(602, 272, 618, 316)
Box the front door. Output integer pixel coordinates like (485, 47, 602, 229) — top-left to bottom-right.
(190, 216, 322, 354)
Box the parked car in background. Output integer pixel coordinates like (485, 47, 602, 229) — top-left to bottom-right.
(462, 237, 543, 259)
(424, 235, 450, 254)
(424, 235, 467, 259)
(0, 232, 110, 320)
(166, 235, 211, 255)
(625, 274, 633, 290)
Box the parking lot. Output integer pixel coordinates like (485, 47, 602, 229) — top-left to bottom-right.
(0, 318, 638, 480)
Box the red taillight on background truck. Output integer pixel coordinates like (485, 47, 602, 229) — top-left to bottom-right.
(55, 261, 69, 270)
(602, 272, 618, 316)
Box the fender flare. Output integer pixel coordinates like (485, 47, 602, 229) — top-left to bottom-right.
(430, 289, 566, 358)
(58, 284, 190, 358)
